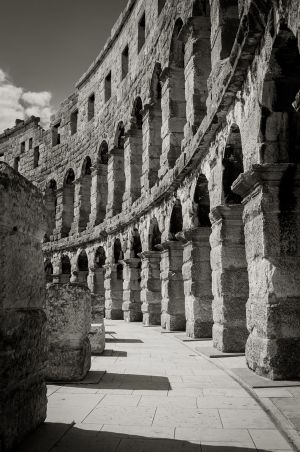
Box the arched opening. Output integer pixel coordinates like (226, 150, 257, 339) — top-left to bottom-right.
(194, 174, 211, 226)
(132, 228, 142, 258)
(222, 125, 244, 204)
(128, 97, 143, 202)
(78, 156, 92, 232)
(192, 0, 210, 16)
(260, 27, 300, 164)
(94, 141, 108, 225)
(61, 255, 71, 283)
(44, 259, 53, 283)
(149, 217, 162, 251)
(114, 238, 124, 264)
(169, 199, 183, 240)
(44, 179, 57, 240)
(62, 169, 75, 237)
(111, 122, 126, 215)
(148, 63, 162, 189)
(167, 18, 186, 168)
(219, 0, 239, 60)
(78, 250, 89, 284)
(94, 247, 106, 296)
(98, 141, 109, 165)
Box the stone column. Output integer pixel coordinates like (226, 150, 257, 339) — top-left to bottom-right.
(106, 148, 125, 218)
(122, 258, 142, 322)
(210, 205, 249, 352)
(70, 177, 81, 235)
(104, 263, 123, 319)
(182, 228, 213, 338)
(0, 163, 47, 451)
(140, 251, 162, 326)
(233, 163, 300, 379)
(160, 241, 185, 331)
(88, 165, 108, 227)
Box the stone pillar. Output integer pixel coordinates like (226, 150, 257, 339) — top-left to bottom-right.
(88, 165, 108, 227)
(104, 263, 123, 319)
(70, 178, 82, 235)
(183, 17, 211, 139)
(123, 132, 143, 209)
(88, 267, 105, 320)
(210, 205, 249, 352)
(122, 258, 143, 322)
(0, 163, 47, 451)
(182, 228, 213, 338)
(159, 68, 186, 178)
(52, 187, 63, 240)
(160, 241, 185, 331)
(106, 148, 125, 218)
(140, 251, 162, 326)
(233, 163, 300, 379)
(46, 283, 91, 381)
(141, 105, 162, 192)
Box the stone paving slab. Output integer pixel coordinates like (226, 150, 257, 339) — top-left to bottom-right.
(231, 368, 300, 388)
(15, 321, 296, 452)
(196, 346, 245, 358)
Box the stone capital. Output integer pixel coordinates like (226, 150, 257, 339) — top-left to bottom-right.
(140, 250, 162, 260)
(181, 227, 211, 242)
(160, 240, 184, 250)
(232, 164, 299, 200)
(210, 204, 244, 225)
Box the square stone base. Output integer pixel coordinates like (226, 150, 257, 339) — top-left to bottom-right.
(186, 320, 213, 339)
(213, 324, 248, 353)
(105, 308, 123, 320)
(123, 310, 143, 322)
(143, 312, 161, 326)
(161, 313, 186, 331)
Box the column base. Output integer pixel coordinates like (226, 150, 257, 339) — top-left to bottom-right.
(213, 324, 248, 353)
(186, 320, 213, 339)
(142, 302, 161, 326)
(161, 313, 186, 331)
(105, 308, 123, 320)
(123, 310, 143, 322)
(246, 335, 300, 380)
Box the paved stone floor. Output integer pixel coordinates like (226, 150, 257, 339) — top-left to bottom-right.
(16, 321, 295, 452)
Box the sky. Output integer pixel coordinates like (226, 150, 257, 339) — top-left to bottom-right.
(0, 0, 126, 132)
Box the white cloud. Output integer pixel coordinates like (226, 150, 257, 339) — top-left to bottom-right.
(0, 69, 53, 133)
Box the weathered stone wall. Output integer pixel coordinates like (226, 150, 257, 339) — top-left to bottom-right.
(1, 0, 300, 379)
(0, 163, 47, 451)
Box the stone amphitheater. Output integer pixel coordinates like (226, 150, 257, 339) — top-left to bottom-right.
(1, 0, 300, 396)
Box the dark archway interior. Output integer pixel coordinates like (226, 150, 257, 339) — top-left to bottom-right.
(261, 27, 300, 164)
(194, 174, 211, 226)
(223, 125, 244, 204)
(114, 239, 123, 264)
(192, 0, 210, 16)
(99, 141, 109, 165)
(150, 218, 162, 251)
(78, 251, 89, 272)
(61, 255, 71, 275)
(170, 199, 183, 239)
(95, 247, 106, 268)
(132, 228, 142, 258)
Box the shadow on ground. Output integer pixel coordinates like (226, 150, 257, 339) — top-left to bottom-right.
(105, 339, 144, 344)
(14, 422, 276, 452)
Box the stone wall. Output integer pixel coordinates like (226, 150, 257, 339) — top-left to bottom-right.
(1, 0, 300, 379)
(0, 163, 47, 451)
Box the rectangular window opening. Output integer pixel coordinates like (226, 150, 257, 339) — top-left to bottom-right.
(52, 123, 61, 146)
(122, 45, 129, 80)
(71, 110, 78, 135)
(20, 141, 25, 154)
(29, 137, 33, 149)
(88, 94, 95, 121)
(138, 13, 146, 53)
(105, 72, 112, 102)
(33, 146, 40, 168)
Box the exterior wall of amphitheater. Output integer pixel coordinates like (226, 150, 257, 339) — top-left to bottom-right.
(1, 0, 300, 380)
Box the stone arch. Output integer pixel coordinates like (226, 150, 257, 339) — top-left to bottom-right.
(222, 124, 244, 204)
(147, 63, 163, 189)
(44, 258, 53, 283)
(169, 198, 183, 240)
(61, 254, 71, 283)
(44, 179, 57, 240)
(77, 249, 89, 284)
(110, 122, 126, 215)
(260, 26, 300, 164)
(166, 18, 186, 168)
(79, 156, 92, 231)
(62, 169, 75, 237)
(193, 174, 211, 227)
(149, 217, 162, 251)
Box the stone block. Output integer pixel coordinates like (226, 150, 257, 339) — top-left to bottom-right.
(46, 283, 92, 382)
(89, 321, 105, 355)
